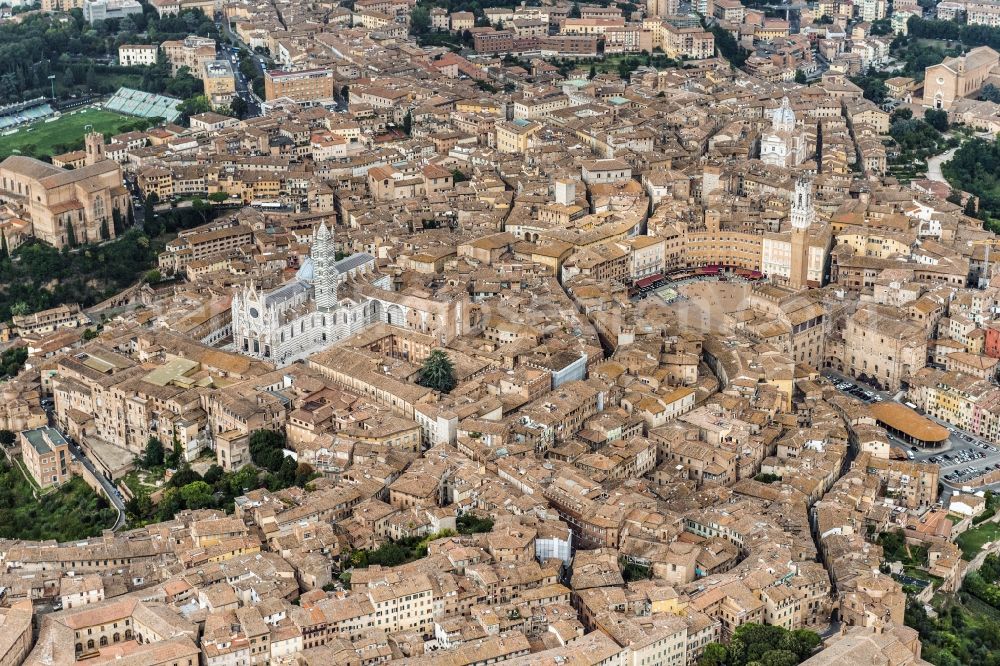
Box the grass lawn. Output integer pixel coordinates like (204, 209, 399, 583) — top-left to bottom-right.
(957, 522, 1000, 560)
(121, 469, 162, 498)
(962, 592, 1000, 621)
(0, 107, 147, 160)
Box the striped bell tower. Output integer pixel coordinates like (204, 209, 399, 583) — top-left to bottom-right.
(313, 221, 339, 311)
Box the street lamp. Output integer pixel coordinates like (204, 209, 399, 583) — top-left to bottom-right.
(47, 74, 55, 100)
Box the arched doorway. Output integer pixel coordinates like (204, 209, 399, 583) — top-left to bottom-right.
(386, 305, 403, 326)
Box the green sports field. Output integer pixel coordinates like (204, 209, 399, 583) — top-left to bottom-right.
(0, 107, 148, 160)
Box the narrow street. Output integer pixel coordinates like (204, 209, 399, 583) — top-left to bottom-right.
(72, 442, 127, 531)
(45, 404, 126, 530)
(215, 14, 264, 117)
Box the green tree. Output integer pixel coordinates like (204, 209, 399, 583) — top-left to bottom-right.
(144, 193, 157, 230)
(891, 107, 913, 122)
(782, 630, 821, 661)
(0, 74, 17, 101)
(295, 462, 315, 487)
(711, 24, 747, 67)
(143, 437, 165, 467)
(0, 429, 15, 446)
(179, 480, 213, 509)
(851, 72, 888, 104)
(569, 2, 581, 18)
(119, 15, 136, 35)
(0, 233, 8, 260)
(981, 83, 1000, 103)
(82, 328, 98, 340)
(418, 349, 456, 393)
(229, 465, 259, 495)
(168, 437, 183, 468)
(942, 138, 1000, 221)
(870, 18, 892, 35)
(145, 269, 161, 283)
(178, 94, 210, 124)
(126, 492, 153, 521)
(402, 110, 412, 135)
(230, 96, 248, 119)
(191, 197, 210, 224)
(457, 514, 494, 534)
(794, 69, 806, 84)
(0, 347, 26, 379)
(66, 223, 77, 247)
(249, 429, 286, 471)
(410, 6, 430, 35)
(925, 108, 949, 132)
(698, 643, 728, 666)
(9, 302, 29, 317)
(203, 464, 225, 485)
(759, 651, 799, 666)
(99, 219, 109, 240)
(112, 207, 123, 235)
(208, 192, 229, 202)
(277, 455, 298, 486)
(965, 196, 978, 218)
(720, 624, 819, 666)
(168, 464, 201, 488)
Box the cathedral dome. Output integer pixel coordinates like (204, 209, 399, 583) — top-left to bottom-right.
(772, 97, 795, 131)
(296, 257, 314, 282)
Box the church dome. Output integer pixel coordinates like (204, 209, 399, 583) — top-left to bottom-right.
(772, 97, 795, 130)
(296, 257, 314, 283)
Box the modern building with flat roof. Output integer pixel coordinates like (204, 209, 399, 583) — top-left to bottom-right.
(201, 60, 237, 108)
(20, 426, 71, 488)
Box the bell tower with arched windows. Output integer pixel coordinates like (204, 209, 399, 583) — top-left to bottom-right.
(312, 221, 339, 311)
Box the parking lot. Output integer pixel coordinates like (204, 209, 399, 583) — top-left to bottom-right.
(830, 378, 885, 405)
(822, 369, 1000, 492)
(932, 433, 1000, 488)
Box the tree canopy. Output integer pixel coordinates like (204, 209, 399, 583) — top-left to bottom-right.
(698, 624, 820, 666)
(943, 138, 1000, 227)
(0, 9, 216, 104)
(418, 349, 457, 393)
(142, 437, 165, 468)
(249, 429, 287, 472)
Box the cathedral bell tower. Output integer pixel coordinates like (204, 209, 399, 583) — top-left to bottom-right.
(313, 221, 339, 311)
(790, 177, 815, 290)
(85, 131, 105, 166)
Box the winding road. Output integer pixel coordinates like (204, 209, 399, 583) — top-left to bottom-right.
(926, 146, 957, 185)
(46, 405, 126, 530)
(74, 443, 127, 531)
